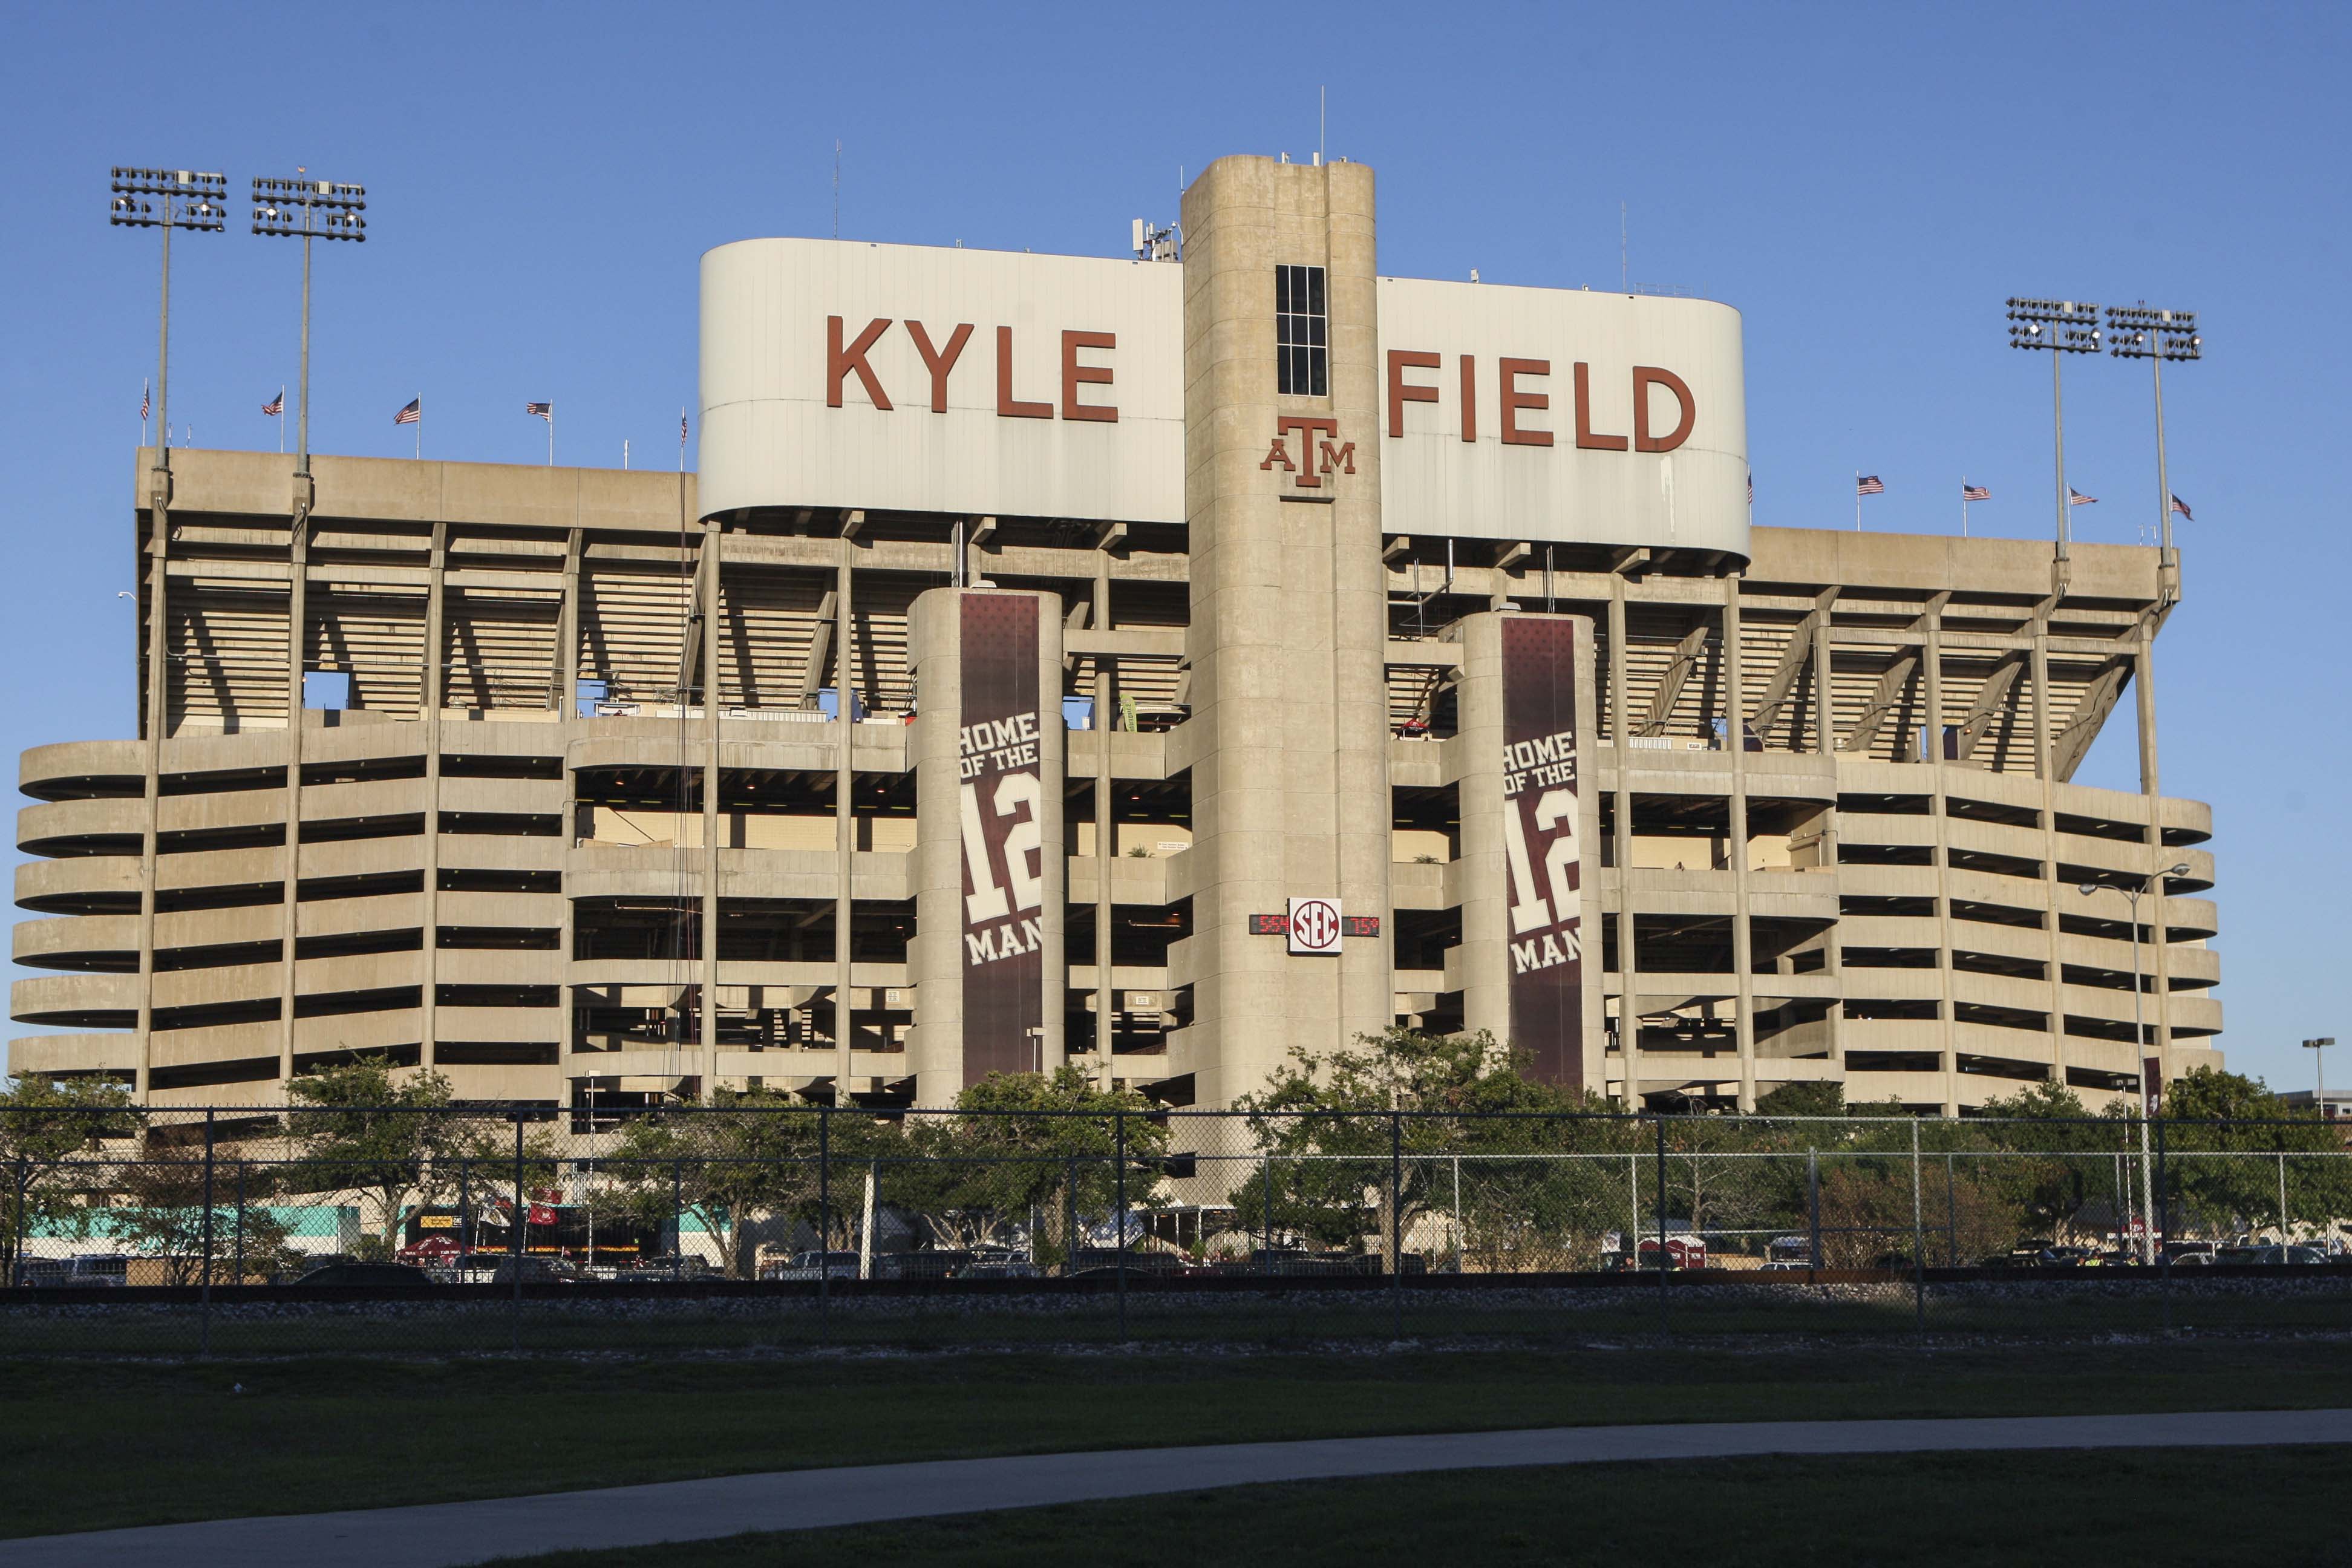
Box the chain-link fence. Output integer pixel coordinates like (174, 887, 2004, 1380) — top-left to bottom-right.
(1, 1103, 2346, 1354)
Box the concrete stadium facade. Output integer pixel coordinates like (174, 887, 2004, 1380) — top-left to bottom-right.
(10, 155, 2221, 1114)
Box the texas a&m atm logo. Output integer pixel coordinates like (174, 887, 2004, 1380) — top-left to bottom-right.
(1259, 416, 1356, 495)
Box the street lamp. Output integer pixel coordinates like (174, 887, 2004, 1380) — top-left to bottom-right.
(252, 176, 367, 475)
(2006, 298, 2103, 563)
(2079, 861, 2190, 1263)
(110, 167, 228, 476)
(2106, 305, 2201, 578)
(2305, 1037, 2336, 1121)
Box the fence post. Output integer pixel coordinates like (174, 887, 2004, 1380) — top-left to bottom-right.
(2155, 1113, 2174, 1334)
(1065, 1154, 1078, 1278)
(1259, 1150, 1273, 1275)
(1653, 1111, 1670, 1333)
(459, 1158, 471, 1259)
(671, 1158, 684, 1282)
(817, 1103, 831, 1341)
(11, 1153, 27, 1289)
(1806, 1147, 1820, 1281)
(234, 1160, 247, 1285)
(1113, 1109, 1128, 1344)
(1390, 1110, 1404, 1340)
(1910, 1118, 1926, 1339)
(1945, 1151, 1959, 1267)
(2278, 1150, 2288, 1246)
(511, 1115, 526, 1354)
(200, 1108, 216, 1359)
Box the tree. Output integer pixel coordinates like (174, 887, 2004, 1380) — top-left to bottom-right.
(1973, 1082, 2133, 1244)
(1754, 1081, 1844, 1119)
(1234, 1028, 1624, 1267)
(0, 1077, 139, 1278)
(603, 1089, 834, 1277)
(2161, 1066, 2352, 1242)
(285, 1056, 500, 1256)
(904, 1067, 1168, 1263)
(105, 1137, 302, 1284)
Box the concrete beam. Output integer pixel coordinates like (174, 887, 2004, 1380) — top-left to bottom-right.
(2051, 655, 2134, 782)
(1636, 623, 1711, 737)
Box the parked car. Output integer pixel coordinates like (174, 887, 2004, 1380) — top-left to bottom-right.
(762, 1250, 860, 1281)
(485, 1256, 593, 1285)
(953, 1259, 1042, 1281)
(2216, 1245, 2329, 1267)
(15, 1255, 128, 1288)
(295, 1261, 438, 1289)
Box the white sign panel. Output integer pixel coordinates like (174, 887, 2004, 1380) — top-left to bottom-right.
(1287, 897, 1343, 956)
(699, 239, 1186, 522)
(1375, 278, 1749, 559)
(699, 239, 1749, 561)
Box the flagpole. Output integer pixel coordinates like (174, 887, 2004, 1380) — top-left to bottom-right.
(549, 408, 555, 468)
(416, 403, 422, 462)
(1961, 477, 1968, 538)
(142, 380, 150, 451)
(623, 439, 630, 471)
(1855, 472, 1861, 532)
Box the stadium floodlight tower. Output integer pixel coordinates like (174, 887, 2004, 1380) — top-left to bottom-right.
(252, 176, 367, 476)
(2106, 304, 2200, 598)
(2005, 298, 2102, 564)
(109, 168, 229, 481)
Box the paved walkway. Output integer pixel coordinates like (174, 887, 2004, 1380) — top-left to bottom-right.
(8, 1408, 2350, 1567)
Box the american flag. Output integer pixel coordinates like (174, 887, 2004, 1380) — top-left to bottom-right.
(394, 397, 420, 426)
(263, 388, 284, 417)
(1746, 473, 1753, 504)
(2171, 493, 2193, 521)
(2068, 487, 2097, 505)
(526, 401, 552, 420)
(141, 382, 150, 422)
(1856, 475, 1884, 495)
(1962, 484, 1990, 502)
(680, 410, 688, 444)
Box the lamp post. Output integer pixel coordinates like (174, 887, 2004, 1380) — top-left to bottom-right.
(109, 168, 229, 478)
(251, 175, 367, 475)
(2305, 1037, 2336, 1123)
(2079, 863, 2190, 1263)
(2106, 305, 2201, 586)
(2005, 298, 2103, 563)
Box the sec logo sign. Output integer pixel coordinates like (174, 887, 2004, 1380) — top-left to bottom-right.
(1287, 897, 1342, 956)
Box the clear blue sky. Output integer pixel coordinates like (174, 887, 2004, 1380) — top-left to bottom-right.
(2, 2, 2345, 1093)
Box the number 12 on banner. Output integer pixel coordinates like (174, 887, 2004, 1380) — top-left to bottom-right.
(962, 774, 1044, 921)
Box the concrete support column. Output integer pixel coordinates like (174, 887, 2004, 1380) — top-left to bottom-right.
(833, 534, 857, 1095)
(700, 521, 722, 1086)
(1608, 570, 1641, 1107)
(1177, 155, 1392, 1105)
(419, 521, 449, 1070)
(2032, 586, 2069, 1087)
(551, 527, 581, 1087)
(1093, 561, 1115, 1089)
(2137, 619, 2174, 1089)
(277, 483, 313, 1085)
(1723, 577, 1756, 1111)
(1811, 590, 1844, 1076)
(1923, 594, 1959, 1116)
(133, 460, 172, 1097)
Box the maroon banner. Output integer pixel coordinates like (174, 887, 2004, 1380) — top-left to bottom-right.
(1500, 617, 1585, 1087)
(959, 595, 1044, 1082)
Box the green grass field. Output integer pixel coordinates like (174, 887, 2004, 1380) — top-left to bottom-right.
(486, 1446, 2352, 1567)
(3, 1338, 2350, 1540)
